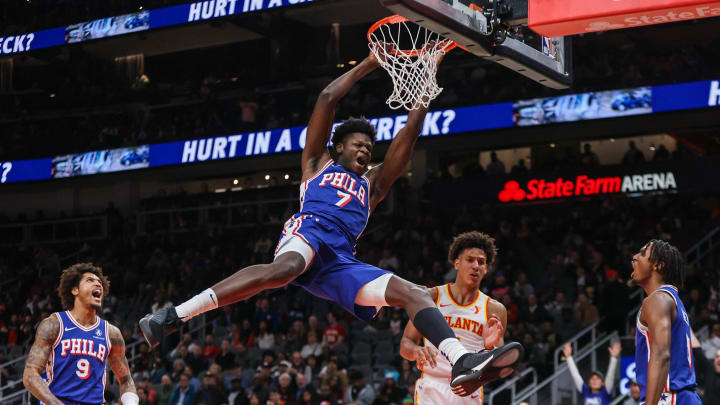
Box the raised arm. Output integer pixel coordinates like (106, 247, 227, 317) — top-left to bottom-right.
(107, 324, 139, 405)
(23, 315, 63, 405)
(365, 105, 427, 211)
(642, 293, 675, 405)
(605, 342, 621, 394)
(563, 343, 585, 393)
(301, 55, 379, 181)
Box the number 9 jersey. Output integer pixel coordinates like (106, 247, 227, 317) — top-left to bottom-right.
(45, 311, 110, 404)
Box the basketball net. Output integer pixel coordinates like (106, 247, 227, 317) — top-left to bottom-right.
(368, 15, 456, 111)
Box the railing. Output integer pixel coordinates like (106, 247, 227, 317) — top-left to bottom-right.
(487, 367, 537, 405)
(517, 331, 620, 405)
(685, 226, 719, 270)
(136, 198, 296, 235)
(611, 394, 629, 405)
(553, 321, 600, 371)
(0, 215, 108, 246)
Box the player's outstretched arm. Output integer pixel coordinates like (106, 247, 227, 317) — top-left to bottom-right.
(643, 293, 674, 405)
(108, 325, 139, 405)
(366, 104, 428, 210)
(301, 55, 380, 180)
(23, 315, 63, 405)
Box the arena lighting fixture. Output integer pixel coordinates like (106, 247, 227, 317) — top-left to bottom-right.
(284, 174, 290, 180)
(649, 145, 656, 151)
(610, 138, 616, 142)
(550, 143, 556, 148)
(264, 174, 270, 180)
(337, 64, 345, 68)
(233, 179, 239, 185)
(348, 61, 357, 65)
(49, 94, 55, 98)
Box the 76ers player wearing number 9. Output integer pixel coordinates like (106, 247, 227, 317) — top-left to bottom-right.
(631, 240, 702, 405)
(23, 263, 138, 405)
(140, 48, 522, 393)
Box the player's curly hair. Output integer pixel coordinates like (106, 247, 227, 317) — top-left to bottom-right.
(331, 117, 376, 148)
(58, 263, 110, 310)
(448, 231, 498, 266)
(647, 239, 686, 288)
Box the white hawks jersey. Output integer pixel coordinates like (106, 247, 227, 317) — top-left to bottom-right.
(420, 283, 490, 380)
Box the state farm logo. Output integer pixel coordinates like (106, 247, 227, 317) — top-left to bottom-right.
(583, 6, 720, 32)
(585, 21, 625, 31)
(498, 172, 677, 202)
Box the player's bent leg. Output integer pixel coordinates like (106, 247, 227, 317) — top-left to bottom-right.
(381, 275, 523, 394)
(140, 241, 313, 349)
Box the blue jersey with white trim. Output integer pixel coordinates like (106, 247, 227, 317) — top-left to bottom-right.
(635, 285, 696, 400)
(298, 159, 370, 244)
(46, 311, 110, 404)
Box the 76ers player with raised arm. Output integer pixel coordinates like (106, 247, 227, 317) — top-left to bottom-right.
(401, 232, 519, 402)
(140, 48, 521, 392)
(631, 240, 701, 405)
(23, 263, 138, 405)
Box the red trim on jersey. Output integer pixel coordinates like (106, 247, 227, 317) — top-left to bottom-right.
(52, 313, 63, 349)
(446, 284, 481, 308)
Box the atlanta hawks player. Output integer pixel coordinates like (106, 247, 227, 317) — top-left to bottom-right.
(400, 231, 521, 402)
(23, 263, 138, 405)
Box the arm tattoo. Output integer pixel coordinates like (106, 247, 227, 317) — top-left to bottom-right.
(108, 325, 137, 396)
(23, 315, 64, 405)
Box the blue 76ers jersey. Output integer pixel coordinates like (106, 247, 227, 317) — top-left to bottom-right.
(46, 311, 110, 404)
(298, 159, 370, 244)
(635, 285, 696, 400)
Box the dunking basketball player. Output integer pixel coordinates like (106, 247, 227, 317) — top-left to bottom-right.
(23, 263, 138, 405)
(401, 232, 519, 402)
(140, 50, 521, 390)
(631, 240, 701, 405)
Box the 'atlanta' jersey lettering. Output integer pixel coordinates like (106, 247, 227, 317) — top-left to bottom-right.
(46, 311, 110, 404)
(299, 160, 370, 242)
(635, 285, 697, 400)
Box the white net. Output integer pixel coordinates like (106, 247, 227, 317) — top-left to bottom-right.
(368, 15, 455, 111)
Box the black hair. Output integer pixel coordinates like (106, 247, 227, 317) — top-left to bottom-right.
(448, 231, 498, 266)
(331, 117, 376, 149)
(647, 239, 686, 288)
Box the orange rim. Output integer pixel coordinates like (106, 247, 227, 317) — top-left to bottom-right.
(367, 14, 458, 57)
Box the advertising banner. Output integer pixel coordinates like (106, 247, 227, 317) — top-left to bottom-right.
(513, 87, 651, 126)
(529, 0, 720, 37)
(51, 146, 149, 178)
(66, 11, 150, 44)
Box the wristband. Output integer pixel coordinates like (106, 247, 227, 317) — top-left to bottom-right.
(121, 392, 140, 405)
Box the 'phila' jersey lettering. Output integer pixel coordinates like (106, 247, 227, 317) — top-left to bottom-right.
(299, 159, 370, 243)
(635, 285, 697, 399)
(46, 311, 110, 404)
(421, 284, 490, 380)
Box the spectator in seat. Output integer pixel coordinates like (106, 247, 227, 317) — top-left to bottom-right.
(574, 292, 599, 327)
(691, 331, 720, 405)
(703, 323, 720, 360)
(519, 293, 549, 326)
(203, 334, 220, 360)
(158, 374, 174, 405)
(169, 373, 196, 405)
(486, 151, 506, 176)
(301, 331, 322, 359)
(344, 370, 375, 405)
(621, 380, 641, 405)
(216, 338, 236, 370)
(322, 312, 345, 346)
(621, 141, 645, 165)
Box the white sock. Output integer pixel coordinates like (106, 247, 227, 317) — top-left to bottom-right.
(438, 338, 470, 366)
(175, 288, 219, 322)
